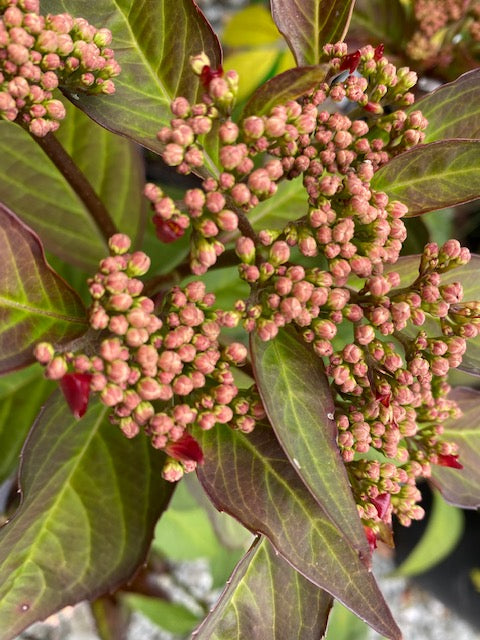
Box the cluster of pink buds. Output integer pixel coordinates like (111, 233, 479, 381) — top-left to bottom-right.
(145, 46, 427, 278)
(0, 0, 120, 135)
(406, 0, 480, 65)
(34, 234, 265, 481)
(143, 45, 474, 537)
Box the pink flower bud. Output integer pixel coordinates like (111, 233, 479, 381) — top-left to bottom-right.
(101, 382, 124, 407)
(161, 459, 183, 481)
(355, 324, 375, 345)
(269, 240, 290, 266)
(171, 374, 193, 395)
(125, 327, 149, 347)
(224, 342, 248, 364)
(127, 251, 150, 276)
(34, 341, 55, 364)
(216, 209, 238, 231)
(236, 235, 256, 262)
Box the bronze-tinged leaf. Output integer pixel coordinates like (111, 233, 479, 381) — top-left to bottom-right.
(413, 69, 480, 143)
(192, 536, 334, 640)
(350, 0, 409, 46)
(0, 203, 87, 374)
(0, 393, 174, 640)
(251, 328, 371, 562)
(242, 65, 330, 117)
(0, 98, 146, 271)
(430, 387, 480, 509)
(271, 0, 356, 66)
(371, 140, 480, 217)
(195, 424, 402, 640)
(41, 0, 222, 161)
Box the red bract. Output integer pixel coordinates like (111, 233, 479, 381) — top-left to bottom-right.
(437, 454, 463, 469)
(200, 64, 224, 88)
(340, 50, 361, 74)
(364, 526, 377, 552)
(374, 43, 385, 61)
(375, 390, 391, 408)
(371, 493, 391, 520)
(59, 373, 92, 419)
(154, 218, 185, 243)
(165, 433, 204, 464)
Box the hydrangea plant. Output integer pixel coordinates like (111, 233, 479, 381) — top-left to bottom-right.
(0, 1, 480, 638)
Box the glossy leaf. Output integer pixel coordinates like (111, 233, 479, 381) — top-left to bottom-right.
(430, 387, 480, 508)
(223, 5, 283, 47)
(271, 0, 356, 66)
(325, 602, 369, 640)
(224, 49, 285, 103)
(394, 490, 464, 577)
(41, 0, 222, 159)
(251, 328, 370, 561)
(184, 474, 253, 552)
(152, 481, 245, 586)
(0, 393, 173, 639)
(371, 140, 480, 216)
(388, 254, 480, 376)
(414, 69, 480, 143)
(0, 203, 87, 374)
(0, 367, 55, 485)
(0, 98, 145, 271)
(195, 424, 401, 640)
(249, 176, 307, 229)
(124, 594, 200, 635)
(243, 65, 330, 117)
(193, 536, 333, 640)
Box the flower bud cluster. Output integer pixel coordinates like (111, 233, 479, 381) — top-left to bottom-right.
(405, 0, 480, 67)
(34, 233, 265, 481)
(0, 0, 120, 135)
(145, 46, 426, 278)
(143, 46, 470, 535)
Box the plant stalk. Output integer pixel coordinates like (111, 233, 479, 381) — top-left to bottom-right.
(30, 131, 119, 243)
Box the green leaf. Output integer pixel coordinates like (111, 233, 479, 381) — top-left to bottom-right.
(387, 254, 480, 376)
(394, 490, 464, 577)
(430, 386, 480, 508)
(0, 203, 87, 374)
(223, 5, 283, 47)
(325, 601, 369, 640)
(401, 217, 430, 256)
(184, 474, 253, 551)
(41, 0, 222, 160)
(224, 49, 283, 103)
(271, 0, 356, 66)
(0, 98, 146, 271)
(0, 366, 55, 485)
(195, 424, 402, 640)
(153, 478, 248, 586)
(249, 176, 307, 229)
(123, 594, 200, 635)
(371, 140, 480, 216)
(193, 536, 334, 640)
(0, 393, 173, 640)
(250, 328, 371, 562)
(242, 65, 330, 117)
(414, 69, 480, 143)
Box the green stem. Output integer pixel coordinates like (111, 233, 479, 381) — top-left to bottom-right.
(30, 130, 119, 243)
